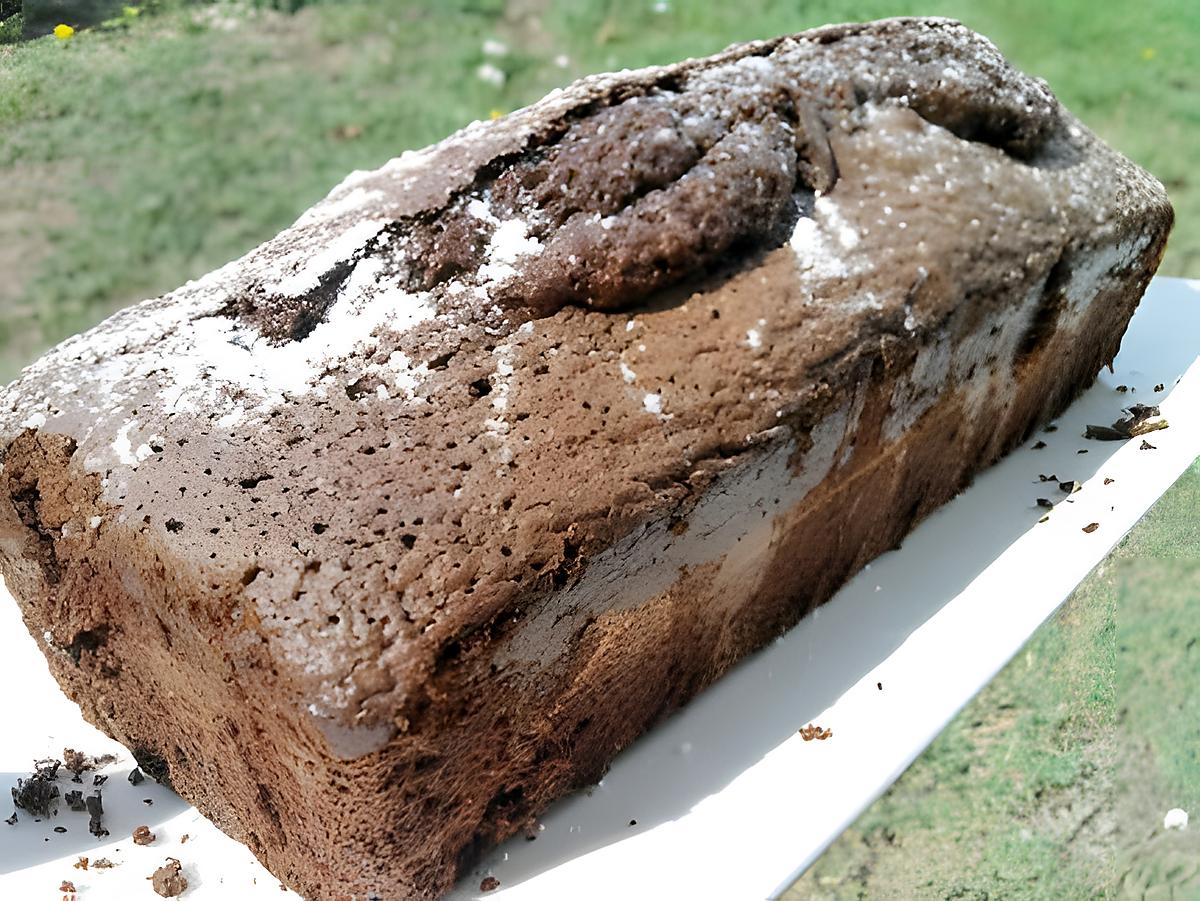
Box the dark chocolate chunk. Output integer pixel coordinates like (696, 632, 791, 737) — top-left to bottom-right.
(93, 774, 108, 787)
(1036, 498, 1053, 508)
(85, 792, 108, 837)
(480, 876, 501, 892)
(12, 760, 62, 818)
(1154, 383, 1165, 392)
(1044, 424, 1058, 432)
(65, 790, 86, 812)
(1140, 439, 1157, 450)
(1084, 424, 1128, 441)
(127, 767, 145, 785)
(1059, 480, 1081, 494)
(4, 812, 16, 825)
(1082, 522, 1099, 533)
(1077, 449, 1088, 454)
(1032, 440, 1047, 449)
(1116, 385, 1129, 392)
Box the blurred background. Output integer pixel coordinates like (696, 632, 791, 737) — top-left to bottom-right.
(2, 1, 1198, 897)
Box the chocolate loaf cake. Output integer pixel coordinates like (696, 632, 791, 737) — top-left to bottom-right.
(0, 17, 1171, 900)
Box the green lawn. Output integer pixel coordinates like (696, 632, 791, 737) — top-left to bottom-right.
(1, 2, 1198, 897)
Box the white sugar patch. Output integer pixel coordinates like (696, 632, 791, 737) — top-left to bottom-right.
(643, 393, 662, 415)
(479, 219, 542, 284)
(620, 360, 637, 383)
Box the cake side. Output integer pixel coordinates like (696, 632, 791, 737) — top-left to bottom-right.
(0, 16, 1173, 900)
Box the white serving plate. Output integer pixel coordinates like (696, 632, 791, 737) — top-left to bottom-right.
(3, 277, 1198, 901)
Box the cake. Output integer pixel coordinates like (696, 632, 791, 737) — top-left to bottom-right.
(0, 17, 1172, 900)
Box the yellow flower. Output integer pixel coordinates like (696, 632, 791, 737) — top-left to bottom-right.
(1141, 47, 1156, 61)
(489, 109, 504, 120)
(53, 23, 75, 40)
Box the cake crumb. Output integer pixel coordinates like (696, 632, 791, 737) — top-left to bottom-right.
(93, 857, 116, 868)
(149, 858, 188, 897)
(1140, 439, 1157, 450)
(1104, 477, 1115, 485)
(134, 824, 156, 845)
(59, 881, 76, 893)
(799, 723, 833, 741)
(1083, 522, 1100, 533)
(480, 875, 501, 892)
(74, 857, 89, 870)
(1031, 440, 1047, 449)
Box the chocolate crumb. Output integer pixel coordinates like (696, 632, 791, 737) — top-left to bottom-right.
(4, 812, 16, 825)
(799, 723, 833, 741)
(1129, 419, 1168, 438)
(1117, 385, 1129, 393)
(93, 774, 108, 787)
(62, 749, 89, 776)
(1140, 439, 1157, 450)
(74, 857, 89, 870)
(1038, 515, 1050, 523)
(59, 881, 76, 893)
(149, 858, 188, 897)
(127, 768, 145, 786)
(877, 682, 883, 690)
(1083, 522, 1100, 533)
(54, 825, 67, 833)
(1154, 383, 1165, 392)
(143, 798, 154, 806)
(1032, 440, 1047, 450)
(1044, 424, 1058, 433)
(480, 876, 501, 892)
(93, 858, 115, 869)
(1038, 473, 1058, 482)
(1036, 498, 1053, 508)
(1059, 480, 1082, 494)
(133, 825, 156, 845)
(1077, 449, 1088, 454)
(629, 819, 637, 826)
(180, 833, 189, 844)
(1104, 477, 1115, 485)
(65, 790, 86, 812)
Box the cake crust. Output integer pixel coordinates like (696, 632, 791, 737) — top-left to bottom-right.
(0, 17, 1172, 900)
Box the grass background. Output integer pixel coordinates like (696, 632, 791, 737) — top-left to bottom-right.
(1, 2, 1197, 896)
